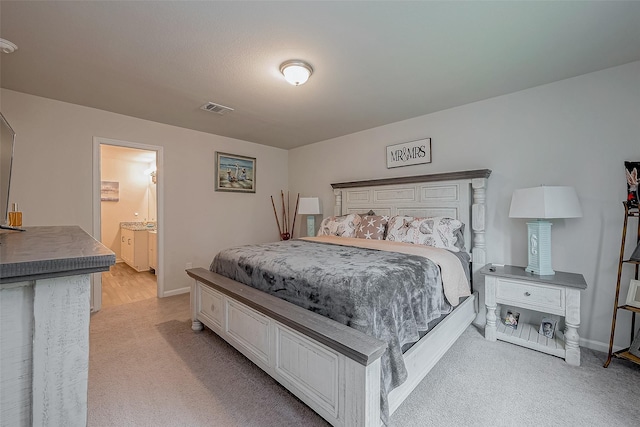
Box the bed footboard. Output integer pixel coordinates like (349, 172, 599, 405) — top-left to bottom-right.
(187, 268, 386, 427)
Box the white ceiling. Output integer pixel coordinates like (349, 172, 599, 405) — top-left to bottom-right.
(1, 1, 639, 150)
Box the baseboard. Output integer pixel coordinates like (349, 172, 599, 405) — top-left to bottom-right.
(579, 336, 623, 353)
(162, 286, 189, 297)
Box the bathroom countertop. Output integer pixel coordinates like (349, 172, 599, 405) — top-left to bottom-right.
(120, 221, 156, 231)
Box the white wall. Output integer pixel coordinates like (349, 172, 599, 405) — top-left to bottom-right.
(289, 61, 640, 351)
(1, 89, 288, 295)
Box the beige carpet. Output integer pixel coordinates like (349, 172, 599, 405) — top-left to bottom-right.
(88, 293, 640, 426)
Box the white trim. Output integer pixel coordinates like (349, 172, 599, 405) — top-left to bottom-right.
(163, 286, 190, 297)
(92, 137, 165, 311)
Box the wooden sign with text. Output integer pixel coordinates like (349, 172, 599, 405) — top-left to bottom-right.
(386, 138, 431, 168)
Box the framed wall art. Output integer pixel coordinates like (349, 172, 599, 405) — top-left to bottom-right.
(101, 181, 119, 201)
(386, 138, 432, 168)
(625, 279, 640, 309)
(215, 152, 256, 193)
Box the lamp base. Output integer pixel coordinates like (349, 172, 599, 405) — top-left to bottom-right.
(306, 216, 315, 237)
(526, 220, 555, 276)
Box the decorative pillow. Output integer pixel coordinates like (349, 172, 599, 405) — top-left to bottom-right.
(317, 213, 362, 238)
(625, 161, 639, 206)
(355, 215, 390, 240)
(386, 216, 415, 243)
(385, 215, 463, 252)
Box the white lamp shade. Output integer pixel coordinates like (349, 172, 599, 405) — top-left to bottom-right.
(509, 186, 582, 219)
(298, 197, 321, 215)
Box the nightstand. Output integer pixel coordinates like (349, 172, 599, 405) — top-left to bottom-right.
(481, 264, 587, 366)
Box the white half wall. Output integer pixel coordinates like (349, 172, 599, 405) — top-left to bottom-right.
(1, 89, 288, 295)
(289, 61, 640, 351)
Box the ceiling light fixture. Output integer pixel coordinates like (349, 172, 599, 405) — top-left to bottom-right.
(280, 60, 313, 86)
(0, 38, 18, 54)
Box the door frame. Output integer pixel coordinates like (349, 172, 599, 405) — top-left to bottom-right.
(91, 137, 164, 312)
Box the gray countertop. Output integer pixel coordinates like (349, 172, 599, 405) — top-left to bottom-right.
(480, 264, 587, 290)
(0, 226, 115, 284)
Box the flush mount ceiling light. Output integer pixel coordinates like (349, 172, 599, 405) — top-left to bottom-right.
(0, 38, 18, 54)
(279, 60, 313, 86)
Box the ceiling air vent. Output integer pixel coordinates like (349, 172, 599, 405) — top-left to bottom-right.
(200, 102, 234, 115)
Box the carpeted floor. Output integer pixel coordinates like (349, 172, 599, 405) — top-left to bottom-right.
(88, 294, 640, 427)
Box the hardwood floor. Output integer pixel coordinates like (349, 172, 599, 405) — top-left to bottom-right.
(102, 262, 157, 308)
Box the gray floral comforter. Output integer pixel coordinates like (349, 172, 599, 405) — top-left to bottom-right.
(210, 239, 453, 425)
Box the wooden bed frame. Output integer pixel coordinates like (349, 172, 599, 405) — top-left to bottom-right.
(187, 169, 490, 426)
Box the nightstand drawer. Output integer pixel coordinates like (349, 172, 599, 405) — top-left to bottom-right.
(496, 279, 565, 313)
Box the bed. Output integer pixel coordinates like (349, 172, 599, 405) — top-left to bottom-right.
(187, 169, 491, 426)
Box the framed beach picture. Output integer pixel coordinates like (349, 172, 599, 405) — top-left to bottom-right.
(215, 152, 256, 193)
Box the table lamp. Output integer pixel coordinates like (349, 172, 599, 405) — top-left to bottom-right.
(298, 197, 321, 237)
(509, 186, 582, 275)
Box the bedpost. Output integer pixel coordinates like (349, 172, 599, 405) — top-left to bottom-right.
(334, 189, 343, 216)
(471, 177, 487, 274)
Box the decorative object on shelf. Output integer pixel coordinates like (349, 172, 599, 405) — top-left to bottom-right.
(298, 197, 321, 237)
(630, 329, 640, 358)
(625, 279, 640, 309)
(539, 317, 557, 339)
(630, 240, 640, 261)
(280, 60, 313, 86)
(386, 138, 431, 169)
(215, 152, 256, 193)
(504, 310, 520, 330)
(270, 191, 299, 241)
(509, 186, 583, 276)
(624, 161, 639, 206)
(100, 181, 119, 201)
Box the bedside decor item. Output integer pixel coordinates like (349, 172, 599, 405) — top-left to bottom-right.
(504, 310, 520, 330)
(539, 317, 557, 339)
(509, 186, 582, 276)
(625, 279, 640, 309)
(270, 191, 299, 240)
(624, 161, 639, 206)
(298, 197, 321, 237)
(215, 152, 256, 193)
(8, 202, 22, 227)
(386, 138, 431, 168)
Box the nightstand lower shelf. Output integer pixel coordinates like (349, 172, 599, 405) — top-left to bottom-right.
(496, 321, 565, 358)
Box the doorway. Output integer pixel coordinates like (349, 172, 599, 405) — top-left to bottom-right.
(92, 137, 164, 312)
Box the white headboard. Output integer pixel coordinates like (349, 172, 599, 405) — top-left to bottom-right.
(331, 169, 491, 275)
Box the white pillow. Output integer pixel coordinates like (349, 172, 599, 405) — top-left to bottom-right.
(317, 214, 362, 238)
(385, 216, 463, 252)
